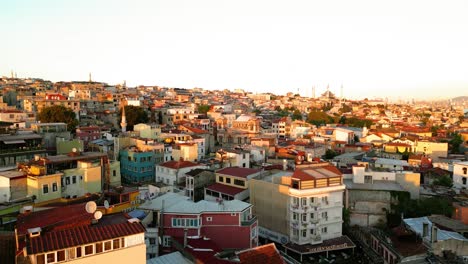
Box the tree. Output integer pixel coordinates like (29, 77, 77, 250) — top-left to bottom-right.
(37, 105, 79, 132)
(449, 133, 463, 154)
(197, 104, 210, 114)
(291, 109, 302, 121)
(323, 149, 338, 160)
(118, 105, 149, 131)
(307, 111, 331, 126)
(433, 175, 453, 188)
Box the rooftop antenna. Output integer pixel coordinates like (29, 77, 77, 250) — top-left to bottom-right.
(85, 201, 97, 214)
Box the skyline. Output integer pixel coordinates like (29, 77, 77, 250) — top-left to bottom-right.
(1, 0, 468, 100)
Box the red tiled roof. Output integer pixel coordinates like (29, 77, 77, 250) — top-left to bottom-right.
(206, 183, 245, 196)
(160, 160, 200, 169)
(182, 125, 209, 134)
(291, 169, 314, 181)
(27, 215, 145, 254)
(292, 165, 342, 181)
(238, 243, 286, 264)
(216, 167, 261, 178)
(16, 203, 93, 236)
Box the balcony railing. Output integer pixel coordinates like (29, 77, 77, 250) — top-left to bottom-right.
(241, 215, 257, 226)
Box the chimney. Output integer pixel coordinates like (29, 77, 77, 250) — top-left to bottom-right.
(431, 225, 438, 244)
(422, 222, 429, 237)
(183, 228, 188, 248)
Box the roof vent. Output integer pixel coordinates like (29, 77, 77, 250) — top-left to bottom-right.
(21, 205, 33, 214)
(128, 218, 140, 223)
(27, 227, 42, 238)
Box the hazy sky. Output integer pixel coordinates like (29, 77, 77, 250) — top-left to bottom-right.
(1, 0, 467, 100)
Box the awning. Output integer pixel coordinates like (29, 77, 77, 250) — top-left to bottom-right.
(2, 140, 26, 144)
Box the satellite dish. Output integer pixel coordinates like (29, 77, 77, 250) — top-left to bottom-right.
(94, 211, 103, 220)
(104, 200, 110, 209)
(85, 201, 97, 214)
(72, 147, 77, 153)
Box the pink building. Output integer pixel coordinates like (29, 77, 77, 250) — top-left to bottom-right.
(139, 192, 258, 252)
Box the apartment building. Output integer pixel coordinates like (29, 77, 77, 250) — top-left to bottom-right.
(15, 203, 146, 264)
(205, 167, 262, 202)
(250, 163, 354, 260)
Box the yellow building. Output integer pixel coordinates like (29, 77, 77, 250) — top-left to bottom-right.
(16, 204, 146, 264)
(172, 143, 198, 162)
(26, 165, 62, 203)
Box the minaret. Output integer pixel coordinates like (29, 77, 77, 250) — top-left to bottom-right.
(120, 105, 127, 133)
(89, 72, 92, 82)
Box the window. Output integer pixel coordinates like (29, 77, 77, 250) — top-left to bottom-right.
(42, 184, 49, 194)
(310, 213, 315, 219)
(72, 176, 77, 184)
(113, 170, 116, 177)
(310, 197, 315, 204)
(293, 212, 298, 221)
(85, 244, 93, 255)
(149, 238, 156, 245)
(96, 242, 103, 253)
(292, 197, 299, 205)
(219, 176, 224, 182)
(76, 247, 82, 258)
(242, 163, 246, 168)
(302, 230, 307, 237)
(52, 182, 58, 192)
(37, 254, 45, 264)
(292, 229, 299, 236)
(463, 178, 467, 185)
(113, 239, 120, 249)
(322, 227, 328, 233)
(292, 180, 299, 189)
(310, 228, 315, 235)
(302, 214, 307, 222)
(364, 175, 372, 184)
(65, 177, 70, 185)
(464, 168, 468, 175)
(301, 198, 307, 206)
(104, 241, 112, 251)
(163, 236, 172, 247)
(226, 178, 231, 184)
(57, 250, 65, 261)
(234, 179, 245, 187)
(322, 211, 328, 219)
(322, 196, 328, 204)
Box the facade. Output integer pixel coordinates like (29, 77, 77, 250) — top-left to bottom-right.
(16, 204, 146, 264)
(140, 192, 258, 251)
(61, 160, 102, 199)
(0, 132, 46, 169)
(120, 148, 156, 183)
(249, 163, 346, 246)
(216, 148, 251, 168)
(171, 143, 198, 162)
(453, 161, 468, 191)
(185, 169, 215, 202)
(31, 122, 71, 151)
(76, 126, 101, 150)
(155, 160, 207, 186)
(205, 167, 262, 202)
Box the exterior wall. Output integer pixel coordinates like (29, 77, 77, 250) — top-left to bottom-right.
(156, 165, 207, 186)
(395, 172, 420, 199)
(82, 163, 102, 194)
(109, 161, 121, 187)
(172, 144, 198, 162)
(10, 177, 28, 200)
(249, 179, 289, 237)
(27, 173, 62, 203)
(56, 139, 84, 155)
(216, 174, 248, 189)
(0, 176, 10, 203)
(414, 141, 448, 161)
(163, 211, 255, 249)
(56, 241, 145, 264)
(347, 189, 392, 227)
(432, 239, 468, 258)
(120, 150, 155, 183)
(453, 162, 468, 190)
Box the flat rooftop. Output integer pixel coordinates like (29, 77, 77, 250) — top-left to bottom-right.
(344, 179, 404, 192)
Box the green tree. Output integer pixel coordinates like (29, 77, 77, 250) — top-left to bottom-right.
(37, 105, 79, 132)
(449, 133, 463, 154)
(291, 109, 302, 121)
(307, 111, 331, 126)
(433, 175, 453, 188)
(323, 149, 338, 159)
(197, 104, 211, 114)
(118, 105, 149, 131)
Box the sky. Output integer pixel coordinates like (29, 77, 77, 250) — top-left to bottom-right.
(1, 0, 467, 100)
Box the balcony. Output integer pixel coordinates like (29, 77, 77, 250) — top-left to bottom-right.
(310, 218, 319, 224)
(241, 215, 257, 226)
(311, 234, 322, 243)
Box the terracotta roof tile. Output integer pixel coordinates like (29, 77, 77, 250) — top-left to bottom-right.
(238, 243, 285, 264)
(160, 160, 200, 169)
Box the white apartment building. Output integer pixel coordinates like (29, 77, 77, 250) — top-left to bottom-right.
(155, 160, 207, 186)
(453, 161, 468, 191)
(288, 165, 345, 245)
(249, 163, 346, 248)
